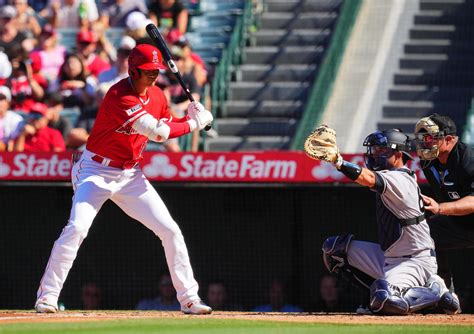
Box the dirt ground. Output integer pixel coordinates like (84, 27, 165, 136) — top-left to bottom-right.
(0, 311, 473, 326)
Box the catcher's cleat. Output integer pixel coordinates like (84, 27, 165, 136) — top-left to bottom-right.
(35, 299, 58, 313)
(355, 304, 373, 315)
(426, 274, 461, 314)
(181, 300, 212, 315)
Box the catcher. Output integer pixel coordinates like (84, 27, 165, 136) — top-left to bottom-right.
(304, 125, 460, 315)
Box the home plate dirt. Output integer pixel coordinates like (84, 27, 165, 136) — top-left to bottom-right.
(0, 311, 473, 325)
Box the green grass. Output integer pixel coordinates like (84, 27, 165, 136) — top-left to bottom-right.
(0, 319, 471, 334)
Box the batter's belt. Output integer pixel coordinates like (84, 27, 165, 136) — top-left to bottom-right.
(91, 155, 139, 169)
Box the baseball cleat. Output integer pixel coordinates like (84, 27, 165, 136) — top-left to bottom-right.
(426, 274, 461, 314)
(35, 299, 58, 313)
(355, 304, 373, 315)
(438, 292, 461, 315)
(181, 300, 212, 315)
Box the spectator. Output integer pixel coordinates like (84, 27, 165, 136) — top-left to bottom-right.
(206, 281, 242, 311)
(0, 86, 24, 151)
(148, 0, 188, 36)
(91, 20, 118, 64)
(81, 282, 102, 310)
(124, 11, 154, 43)
(75, 30, 111, 78)
(13, 101, 66, 152)
(49, 53, 96, 109)
(0, 5, 31, 58)
(46, 0, 99, 29)
(0, 50, 12, 85)
(99, 0, 148, 28)
(253, 280, 302, 312)
(313, 274, 354, 313)
(167, 45, 200, 114)
(32, 24, 66, 83)
(13, 0, 42, 38)
(166, 45, 201, 152)
(98, 35, 136, 88)
(44, 92, 72, 140)
(28, 0, 48, 12)
(7, 45, 47, 112)
(178, 39, 207, 88)
(136, 273, 181, 311)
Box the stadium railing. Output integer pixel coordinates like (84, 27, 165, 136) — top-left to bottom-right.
(290, 0, 362, 150)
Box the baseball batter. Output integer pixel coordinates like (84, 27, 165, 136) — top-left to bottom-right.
(35, 44, 213, 314)
(305, 127, 460, 315)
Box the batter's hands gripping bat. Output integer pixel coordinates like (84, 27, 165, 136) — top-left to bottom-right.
(146, 23, 212, 131)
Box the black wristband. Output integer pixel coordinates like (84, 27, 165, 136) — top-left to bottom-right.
(337, 161, 362, 181)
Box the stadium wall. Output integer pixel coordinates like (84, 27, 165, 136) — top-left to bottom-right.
(1, 184, 471, 311)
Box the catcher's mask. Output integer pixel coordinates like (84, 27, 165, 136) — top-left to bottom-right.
(363, 129, 413, 171)
(414, 113, 457, 161)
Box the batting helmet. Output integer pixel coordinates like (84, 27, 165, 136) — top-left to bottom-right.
(363, 129, 413, 171)
(128, 43, 166, 79)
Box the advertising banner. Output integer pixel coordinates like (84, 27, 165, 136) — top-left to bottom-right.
(0, 152, 427, 183)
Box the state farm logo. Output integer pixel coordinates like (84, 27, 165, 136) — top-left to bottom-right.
(0, 154, 71, 178)
(143, 154, 178, 178)
(0, 157, 11, 177)
(143, 154, 297, 180)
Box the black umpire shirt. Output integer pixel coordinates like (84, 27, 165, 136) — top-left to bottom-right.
(421, 141, 474, 223)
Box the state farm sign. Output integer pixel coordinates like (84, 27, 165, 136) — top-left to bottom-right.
(0, 151, 427, 183)
(143, 153, 297, 181)
(0, 153, 71, 180)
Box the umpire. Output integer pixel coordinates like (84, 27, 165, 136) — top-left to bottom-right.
(414, 114, 474, 290)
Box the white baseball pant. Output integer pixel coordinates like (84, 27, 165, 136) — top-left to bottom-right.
(37, 150, 200, 307)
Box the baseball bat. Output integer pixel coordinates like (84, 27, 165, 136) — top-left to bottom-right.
(146, 23, 212, 131)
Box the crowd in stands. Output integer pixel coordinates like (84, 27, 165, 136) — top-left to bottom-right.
(0, 0, 208, 153)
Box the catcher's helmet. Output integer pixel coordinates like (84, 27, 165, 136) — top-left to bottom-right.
(414, 113, 457, 161)
(363, 129, 413, 171)
(128, 44, 166, 79)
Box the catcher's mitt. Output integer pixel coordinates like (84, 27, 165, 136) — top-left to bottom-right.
(304, 125, 340, 163)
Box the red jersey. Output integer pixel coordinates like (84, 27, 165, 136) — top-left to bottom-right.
(87, 78, 171, 162)
(24, 126, 66, 152)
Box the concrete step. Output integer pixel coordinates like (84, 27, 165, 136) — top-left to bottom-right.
(404, 39, 450, 54)
(189, 12, 238, 31)
(405, 40, 474, 54)
(378, 112, 467, 135)
(244, 46, 325, 65)
(228, 81, 310, 101)
(383, 101, 434, 119)
(414, 10, 473, 25)
(251, 29, 331, 46)
(383, 100, 470, 119)
(409, 25, 457, 40)
(215, 118, 298, 136)
(236, 64, 317, 82)
(399, 54, 474, 71)
(204, 136, 291, 151)
(377, 117, 425, 134)
(388, 85, 473, 101)
(260, 12, 338, 29)
(264, 0, 342, 12)
(394, 69, 474, 85)
(222, 100, 304, 118)
(419, 0, 467, 12)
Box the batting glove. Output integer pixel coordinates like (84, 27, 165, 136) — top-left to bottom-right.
(187, 101, 213, 131)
